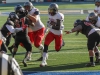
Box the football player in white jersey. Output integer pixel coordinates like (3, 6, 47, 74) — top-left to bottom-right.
(24, 2, 45, 61)
(94, 0, 100, 16)
(40, 3, 64, 67)
(86, 12, 100, 28)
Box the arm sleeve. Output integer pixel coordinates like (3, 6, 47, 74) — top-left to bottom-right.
(11, 58, 23, 75)
(72, 25, 82, 32)
(6, 25, 23, 33)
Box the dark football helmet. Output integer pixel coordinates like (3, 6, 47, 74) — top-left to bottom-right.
(74, 19, 82, 27)
(88, 12, 98, 24)
(14, 4, 25, 15)
(24, 2, 33, 11)
(48, 3, 58, 16)
(88, 12, 96, 19)
(8, 12, 19, 21)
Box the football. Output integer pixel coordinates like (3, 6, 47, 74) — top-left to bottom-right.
(27, 18, 35, 26)
(50, 21, 56, 26)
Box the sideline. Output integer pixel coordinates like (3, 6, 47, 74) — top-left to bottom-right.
(23, 71, 100, 75)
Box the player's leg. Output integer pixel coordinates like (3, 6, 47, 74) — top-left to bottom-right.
(6, 34, 12, 47)
(8, 34, 16, 54)
(85, 32, 100, 67)
(55, 34, 62, 51)
(22, 37, 32, 61)
(12, 38, 20, 57)
(40, 32, 54, 67)
(94, 44, 100, 63)
(33, 28, 45, 61)
(28, 32, 34, 44)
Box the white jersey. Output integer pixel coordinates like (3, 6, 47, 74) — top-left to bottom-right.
(96, 16, 100, 28)
(94, 6, 100, 14)
(28, 7, 45, 31)
(48, 12, 64, 35)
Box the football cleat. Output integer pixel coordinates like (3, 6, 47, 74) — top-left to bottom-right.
(85, 62, 95, 67)
(22, 60, 27, 67)
(40, 61, 47, 67)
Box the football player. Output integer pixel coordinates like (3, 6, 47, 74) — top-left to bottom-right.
(0, 35, 23, 75)
(40, 3, 64, 67)
(0, 12, 26, 53)
(86, 12, 100, 63)
(24, 2, 45, 61)
(94, 0, 100, 15)
(65, 18, 100, 67)
(12, 5, 32, 67)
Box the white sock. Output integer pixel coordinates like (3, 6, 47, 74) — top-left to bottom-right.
(42, 52, 47, 62)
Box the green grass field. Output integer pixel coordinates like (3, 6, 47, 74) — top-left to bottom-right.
(0, 2, 100, 72)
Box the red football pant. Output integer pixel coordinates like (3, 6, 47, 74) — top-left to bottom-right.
(44, 31, 62, 51)
(28, 32, 34, 44)
(32, 27, 45, 47)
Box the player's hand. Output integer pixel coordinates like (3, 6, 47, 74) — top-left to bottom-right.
(64, 31, 72, 34)
(50, 21, 56, 26)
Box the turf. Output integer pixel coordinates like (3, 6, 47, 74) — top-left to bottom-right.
(0, 2, 100, 72)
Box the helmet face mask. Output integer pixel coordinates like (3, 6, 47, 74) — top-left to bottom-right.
(48, 8, 56, 16)
(48, 3, 58, 16)
(88, 12, 98, 24)
(89, 16, 98, 24)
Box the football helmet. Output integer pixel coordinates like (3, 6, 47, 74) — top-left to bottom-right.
(14, 4, 25, 15)
(24, 2, 33, 11)
(95, 0, 100, 6)
(88, 12, 96, 19)
(48, 3, 58, 16)
(8, 12, 19, 21)
(74, 19, 82, 27)
(88, 12, 98, 24)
